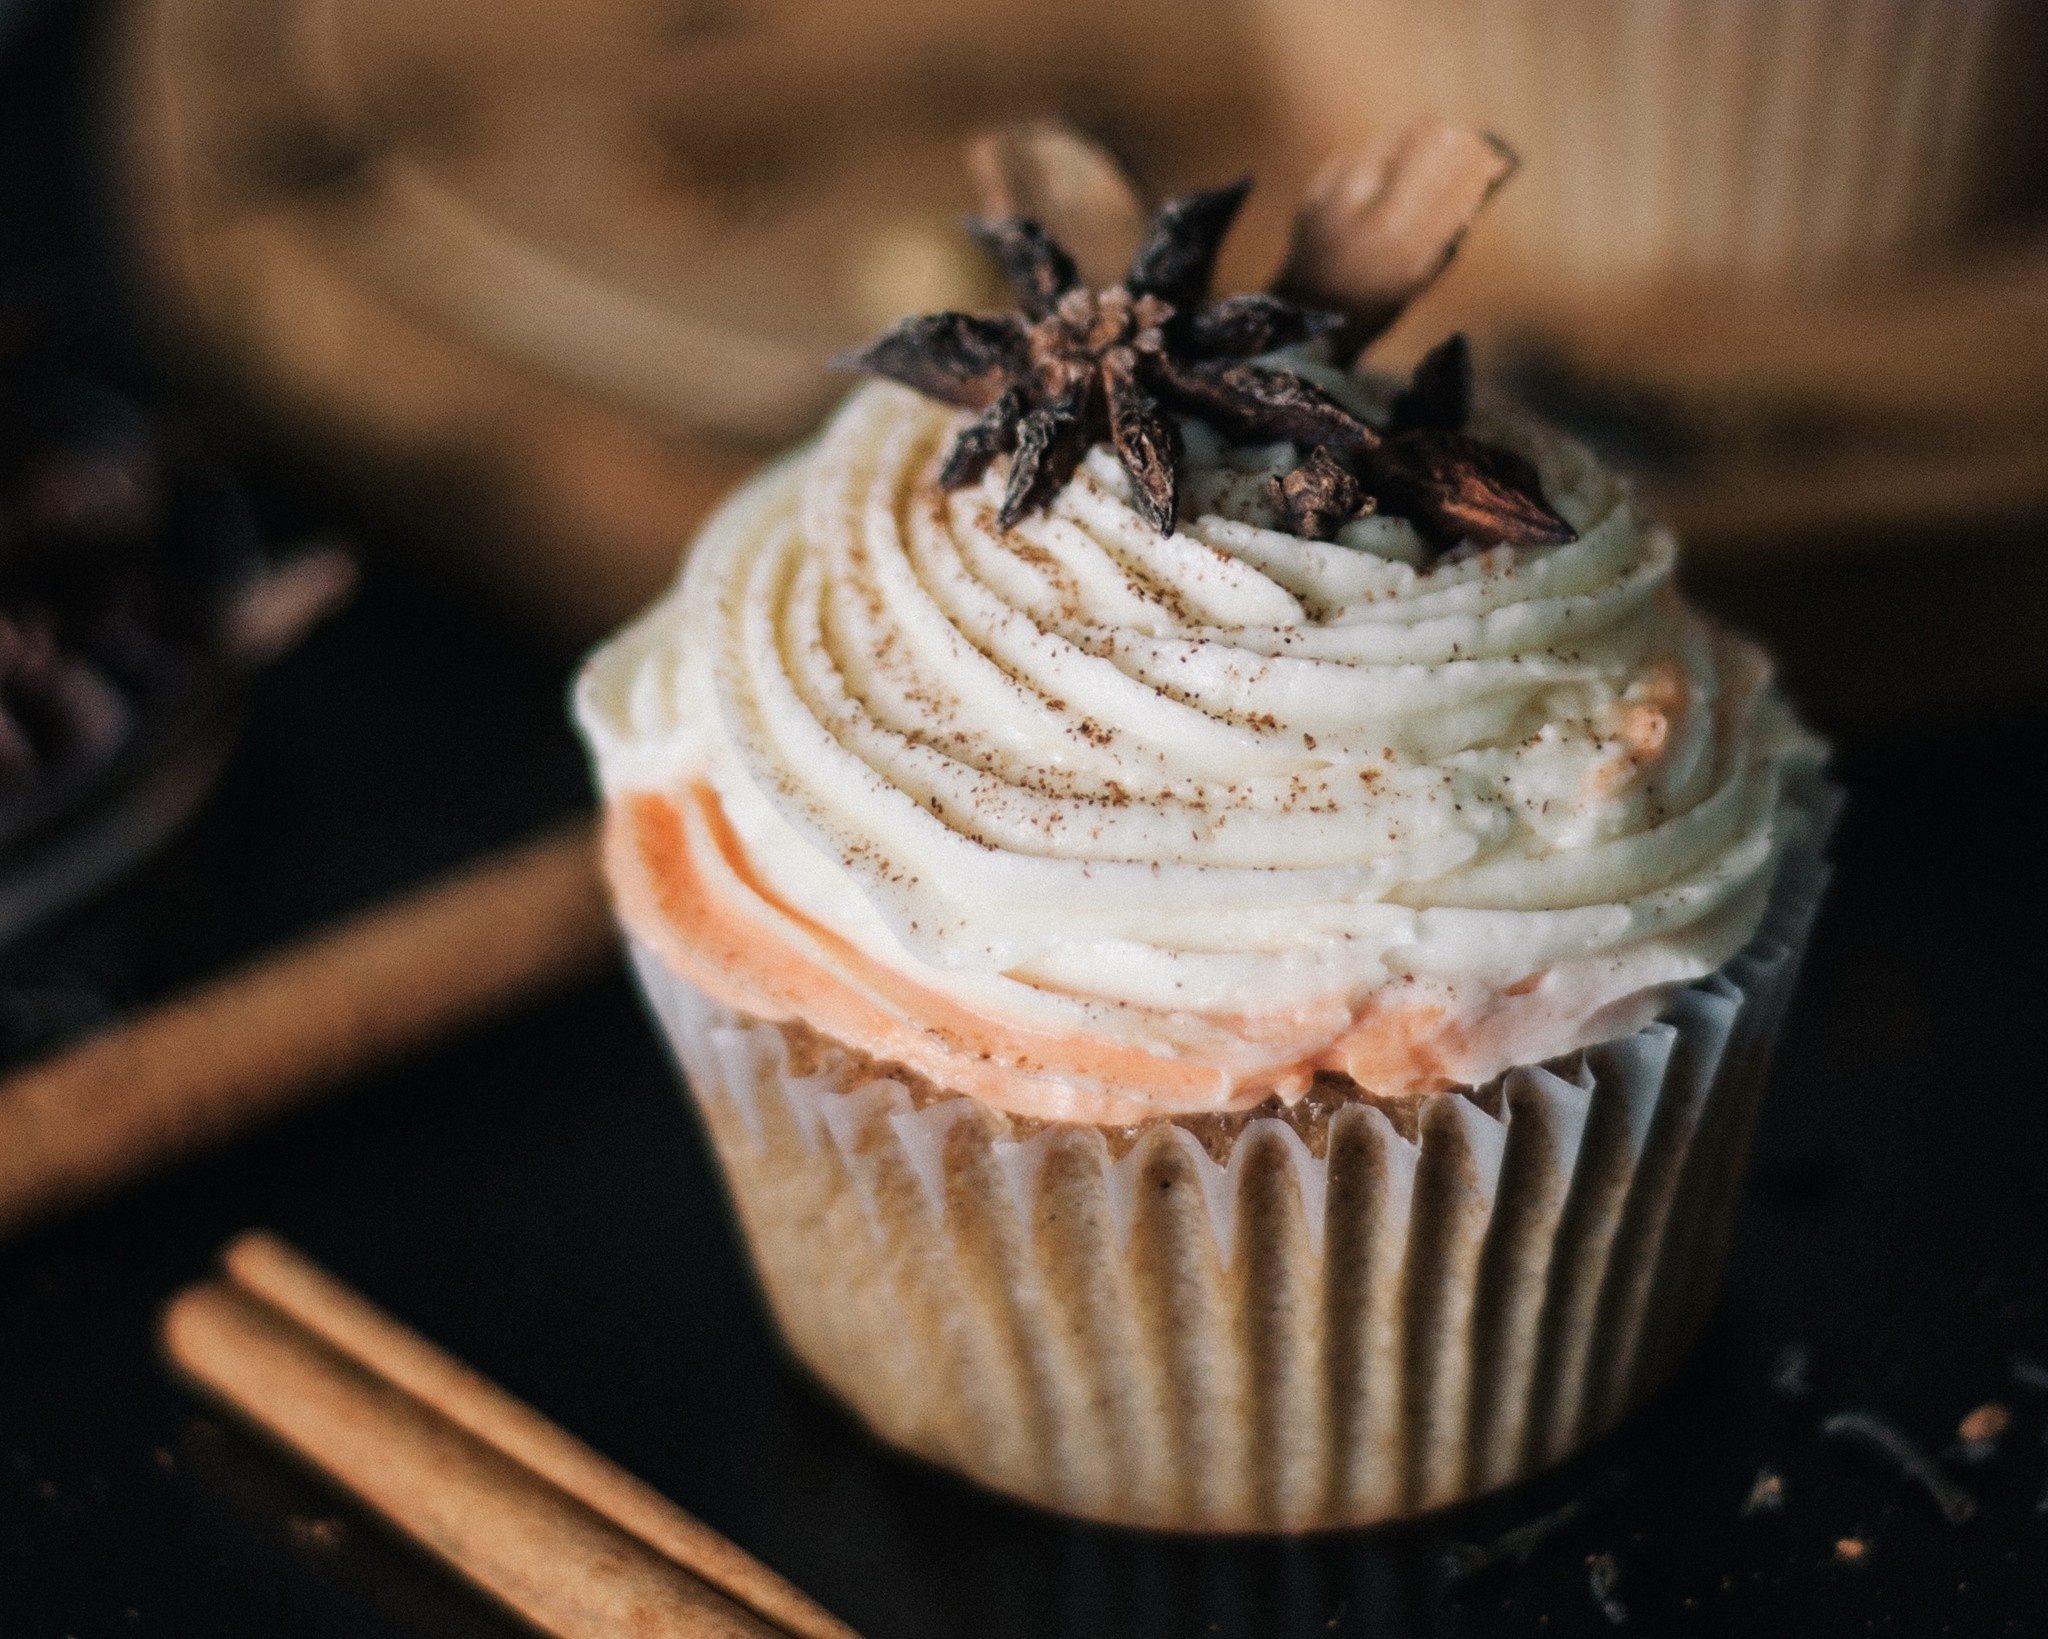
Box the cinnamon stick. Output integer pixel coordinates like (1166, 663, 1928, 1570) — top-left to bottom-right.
(162, 1280, 786, 1639)
(1273, 118, 1517, 362)
(220, 1231, 858, 1639)
(966, 120, 1146, 289)
(0, 820, 614, 1238)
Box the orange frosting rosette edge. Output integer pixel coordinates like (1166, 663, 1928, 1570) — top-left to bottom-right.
(608, 782, 1504, 1127)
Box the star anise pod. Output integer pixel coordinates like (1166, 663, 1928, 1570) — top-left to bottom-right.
(844, 181, 1341, 534)
(1267, 332, 1573, 550)
(841, 180, 1576, 553)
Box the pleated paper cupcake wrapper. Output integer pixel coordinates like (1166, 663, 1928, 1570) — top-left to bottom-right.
(628, 842, 1829, 1532)
(1259, 0, 2032, 290)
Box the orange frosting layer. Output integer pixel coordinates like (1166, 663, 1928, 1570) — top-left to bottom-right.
(610, 783, 1489, 1124)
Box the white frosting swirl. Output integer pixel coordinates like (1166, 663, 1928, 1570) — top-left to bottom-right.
(578, 374, 1824, 1121)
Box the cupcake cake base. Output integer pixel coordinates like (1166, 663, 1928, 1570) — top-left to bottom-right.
(627, 821, 1830, 1533)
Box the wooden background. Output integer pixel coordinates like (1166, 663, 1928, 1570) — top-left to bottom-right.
(110, 0, 2048, 721)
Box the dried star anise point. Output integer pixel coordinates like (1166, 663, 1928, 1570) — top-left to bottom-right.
(844, 183, 1357, 538)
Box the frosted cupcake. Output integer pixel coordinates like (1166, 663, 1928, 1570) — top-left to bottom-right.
(575, 133, 1830, 1531)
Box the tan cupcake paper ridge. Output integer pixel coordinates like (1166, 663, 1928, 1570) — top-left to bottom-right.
(626, 801, 1832, 1533)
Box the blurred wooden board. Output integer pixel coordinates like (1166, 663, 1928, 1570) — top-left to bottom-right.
(111, 0, 1278, 635)
(112, 0, 2048, 643)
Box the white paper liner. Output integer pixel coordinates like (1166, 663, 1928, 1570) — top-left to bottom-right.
(626, 816, 1833, 1532)
(1256, 0, 2032, 290)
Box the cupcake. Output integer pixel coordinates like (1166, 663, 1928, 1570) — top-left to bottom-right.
(1256, 0, 2047, 294)
(574, 131, 1830, 1531)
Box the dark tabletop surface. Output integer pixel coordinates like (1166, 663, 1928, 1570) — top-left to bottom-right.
(6, 5, 2048, 1636)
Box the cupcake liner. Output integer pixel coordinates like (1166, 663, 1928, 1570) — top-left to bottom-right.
(1258, 0, 2037, 291)
(625, 822, 1831, 1532)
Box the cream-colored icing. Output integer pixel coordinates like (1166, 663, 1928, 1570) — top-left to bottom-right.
(576, 372, 1824, 1123)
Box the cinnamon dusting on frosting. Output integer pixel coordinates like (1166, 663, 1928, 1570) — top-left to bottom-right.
(577, 390, 1823, 1123)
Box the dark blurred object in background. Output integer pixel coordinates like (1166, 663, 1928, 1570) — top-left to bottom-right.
(0, 131, 359, 952)
(0, 323, 353, 946)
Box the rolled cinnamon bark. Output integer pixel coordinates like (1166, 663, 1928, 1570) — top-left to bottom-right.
(1273, 118, 1517, 362)
(220, 1231, 858, 1639)
(162, 1280, 784, 1639)
(0, 820, 615, 1238)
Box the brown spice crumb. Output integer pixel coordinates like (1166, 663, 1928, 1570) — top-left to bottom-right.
(1833, 1537, 1869, 1565)
(1740, 1468, 1785, 1517)
(1957, 1402, 2011, 1445)
(1956, 1401, 2011, 1462)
